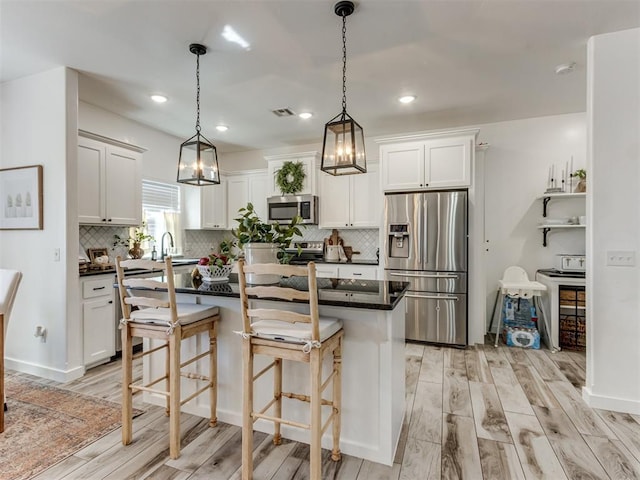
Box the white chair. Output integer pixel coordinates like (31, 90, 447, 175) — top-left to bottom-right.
(488, 266, 551, 348)
(115, 257, 220, 459)
(237, 260, 344, 480)
(1, 269, 22, 433)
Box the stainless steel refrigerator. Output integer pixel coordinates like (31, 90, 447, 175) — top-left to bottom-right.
(384, 191, 467, 345)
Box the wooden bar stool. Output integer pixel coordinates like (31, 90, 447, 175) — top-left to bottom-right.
(237, 259, 343, 480)
(1, 269, 22, 433)
(115, 257, 220, 459)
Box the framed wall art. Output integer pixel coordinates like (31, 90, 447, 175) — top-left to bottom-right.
(0, 165, 43, 230)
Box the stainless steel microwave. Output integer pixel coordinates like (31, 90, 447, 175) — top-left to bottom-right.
(267, 194, 318, 224)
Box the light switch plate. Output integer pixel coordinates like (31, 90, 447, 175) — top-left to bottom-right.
(606, 250, 636, 267)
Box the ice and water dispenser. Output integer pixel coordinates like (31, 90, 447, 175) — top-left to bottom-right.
(388, 224, 410, 258)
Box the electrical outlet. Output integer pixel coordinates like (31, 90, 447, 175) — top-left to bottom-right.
(54, 248, 61, 262)
(606, 250, 636, 267)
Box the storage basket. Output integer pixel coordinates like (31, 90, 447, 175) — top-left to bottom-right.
(197, 264, 233, 282)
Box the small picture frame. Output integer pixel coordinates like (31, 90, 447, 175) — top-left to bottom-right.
(0, 165, 43, 230)
(87, 247, 109, 264)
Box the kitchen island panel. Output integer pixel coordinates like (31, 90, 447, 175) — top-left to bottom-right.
(141, 291, 406, 466)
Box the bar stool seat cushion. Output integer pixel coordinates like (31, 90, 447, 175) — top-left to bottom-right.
(251, 317, 342, 343)
(130, 304, 219, 326)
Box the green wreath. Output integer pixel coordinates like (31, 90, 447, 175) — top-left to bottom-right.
(276, 161, 306, 194)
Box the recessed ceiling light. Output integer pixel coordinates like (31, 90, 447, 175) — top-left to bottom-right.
(216, 125, 229, 132)
(398, 95, 416, 104)
(222, 25, 251, 51)
(298, 112, 313, 120)
(150, 94, 168, 103)
(555, 62, 576, 75)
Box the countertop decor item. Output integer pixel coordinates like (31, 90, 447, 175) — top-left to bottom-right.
(572, 168, 586, 193)
(177, 43, 220, 186)
(275, 160, 305, 194)
(232, 202, 305, 283)
(320, 1, 366, 176)
(113, 223, 154, 259)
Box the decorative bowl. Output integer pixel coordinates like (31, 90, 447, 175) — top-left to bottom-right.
(197, 264, 233, 282)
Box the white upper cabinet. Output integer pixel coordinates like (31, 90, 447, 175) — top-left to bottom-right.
(378, 130, 478, 192)
(78, 131, 143, 225)
(183, 178, 228, 230)
(226, 170, 269, 226)
(266, 152, 319, 196)
(319, 164, 381, 228)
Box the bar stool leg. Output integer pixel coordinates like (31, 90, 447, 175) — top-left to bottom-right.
(169, 330, 181, 459)
(310, 349, 322, 480)
(273, 358, 282, 445)
(121, 325, 133, 446)
(209, 323, 218, 427)
(242, 339, 254, 480)
(494, 293, 505, 347)
(331, 336, 342, 461)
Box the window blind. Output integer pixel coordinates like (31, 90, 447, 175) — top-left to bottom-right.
(142, 179, 180, 213)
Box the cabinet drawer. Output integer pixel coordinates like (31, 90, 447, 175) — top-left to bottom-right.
(315, 265, 339, 278)
(338, 265, 378, 280)
(83, 277, 114, 299)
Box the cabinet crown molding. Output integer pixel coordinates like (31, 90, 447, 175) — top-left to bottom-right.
(374, 128, 479, 145)
(79, 129, 147, 153)
(264, 151, 319, 162)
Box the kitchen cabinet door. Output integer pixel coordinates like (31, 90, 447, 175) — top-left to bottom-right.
(248, 172, 269, 221)
(80, 276, 115, 367)
(425, 136, 472, 188)
(105, 146, 141, 225)
(318, 173, 350, 228)
(350, 164, 381, 228)
(227, 175, 249, 224)
(78, 138, 105, 224)
(380, 142, 424, 191)
(201, 180, 227, 229)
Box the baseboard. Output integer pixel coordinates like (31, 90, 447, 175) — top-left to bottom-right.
(4, 357, 85, 383)
(582, 386, 640, 415)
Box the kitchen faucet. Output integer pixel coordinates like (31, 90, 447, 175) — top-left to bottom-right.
(160, 232, 174, 261)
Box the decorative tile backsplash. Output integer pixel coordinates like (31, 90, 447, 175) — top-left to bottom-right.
(82, 225, 380, 261)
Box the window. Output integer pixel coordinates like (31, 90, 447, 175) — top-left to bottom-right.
(142, 179, 181, 255)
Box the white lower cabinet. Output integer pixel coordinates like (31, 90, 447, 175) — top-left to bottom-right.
(315, 264, 378, 280)
(81, 276, 115, 368)
(337, 264, 378, 280)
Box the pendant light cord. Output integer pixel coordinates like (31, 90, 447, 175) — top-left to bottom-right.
(195, 51, 201, 133)
(341, 12, 347, 114)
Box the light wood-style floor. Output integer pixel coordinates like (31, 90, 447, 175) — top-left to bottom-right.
(11, 343, 640, 480)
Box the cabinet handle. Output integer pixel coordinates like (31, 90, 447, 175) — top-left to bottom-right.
(102, 218, 106, 222)
(107, 218, 112, 222)
(93, 286, 106, 290)
(108, 300, 113, 304)
(353, 273, 363, 276)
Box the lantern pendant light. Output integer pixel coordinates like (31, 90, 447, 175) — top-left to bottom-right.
(177, 43, 220, 186)
(321, 0, 366, 176)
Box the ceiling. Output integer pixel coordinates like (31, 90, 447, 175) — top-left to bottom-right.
(1, 0, 639, 153)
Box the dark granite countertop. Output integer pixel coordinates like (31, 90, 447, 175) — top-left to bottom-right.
(124, 273, 407, 311)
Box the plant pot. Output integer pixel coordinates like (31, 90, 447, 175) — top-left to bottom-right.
(574, 178, 586, 193)
(243, 243, 280, 284)
(128, 242, 144, 259)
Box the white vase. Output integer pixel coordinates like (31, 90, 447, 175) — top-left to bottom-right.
(243, 243, 280, 284)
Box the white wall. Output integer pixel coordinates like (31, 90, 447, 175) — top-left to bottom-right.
(479, 113, 587, 325)
(584, 28, 640, 414)
(0, 67, 81, 381)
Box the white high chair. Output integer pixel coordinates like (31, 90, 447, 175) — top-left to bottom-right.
(488, 266, 552, 349)
(1, 269, 22, 433)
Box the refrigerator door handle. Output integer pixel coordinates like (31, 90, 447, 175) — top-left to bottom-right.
(406, 293, 459, 301)
(389, 272, 459, 279)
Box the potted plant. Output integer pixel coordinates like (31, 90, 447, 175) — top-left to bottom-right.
(572, 168, 586, 193)
(232, 202, 304, 284)
(113, 223, 155, 259)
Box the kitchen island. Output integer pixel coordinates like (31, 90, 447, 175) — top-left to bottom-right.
(129, 273, 408, 466)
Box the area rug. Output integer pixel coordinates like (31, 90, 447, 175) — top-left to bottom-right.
(0, 374, 141, 480)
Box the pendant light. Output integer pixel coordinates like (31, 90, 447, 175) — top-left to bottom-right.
(321, 0, 366, 176)
(177, 43, 220, 186)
